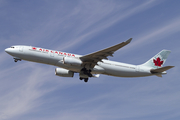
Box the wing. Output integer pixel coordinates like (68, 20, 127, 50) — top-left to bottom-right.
(80, 38, 132, 68)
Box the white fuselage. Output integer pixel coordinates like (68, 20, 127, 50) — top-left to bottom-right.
(5, 45, 154, 78)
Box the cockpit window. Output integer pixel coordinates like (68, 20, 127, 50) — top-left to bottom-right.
(10, 46, 15, 48)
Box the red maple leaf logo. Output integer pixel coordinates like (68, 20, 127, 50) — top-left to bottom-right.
(32, 47, 36, 50)
(153, 57, 164, 67)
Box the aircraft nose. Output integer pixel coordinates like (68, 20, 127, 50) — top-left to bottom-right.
(5, 48, 11, 54)
(5, 48, 9, 53)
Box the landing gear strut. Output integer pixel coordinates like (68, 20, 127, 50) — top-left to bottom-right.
(81, 68, 92, 77)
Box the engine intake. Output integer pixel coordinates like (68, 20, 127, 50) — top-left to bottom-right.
(63, 57, 82, 66)
(55, 68, 74, 77)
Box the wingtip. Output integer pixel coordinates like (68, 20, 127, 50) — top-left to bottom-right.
(169, 66, 175, 68)
(126, 38, 132, 43)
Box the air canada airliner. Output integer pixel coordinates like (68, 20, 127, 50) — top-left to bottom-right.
(5, 38, 174, 82)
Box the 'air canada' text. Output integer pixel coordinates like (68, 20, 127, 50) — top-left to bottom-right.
(31, 47, 75, 57)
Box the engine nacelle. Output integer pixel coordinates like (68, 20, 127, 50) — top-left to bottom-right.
(55, 68, 74, 77)
(63, 57, 82, 66)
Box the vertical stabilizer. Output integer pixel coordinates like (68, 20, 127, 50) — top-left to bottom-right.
(141, 50, 171, 69)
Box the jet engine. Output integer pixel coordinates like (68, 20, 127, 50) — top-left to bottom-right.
(63, 57, 82, 66)
(55, 68, 74, 77)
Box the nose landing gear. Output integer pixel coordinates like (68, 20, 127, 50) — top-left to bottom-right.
(14, 58, 21, 62)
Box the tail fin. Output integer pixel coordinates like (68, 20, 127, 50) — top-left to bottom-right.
(141, 50, 171, 69)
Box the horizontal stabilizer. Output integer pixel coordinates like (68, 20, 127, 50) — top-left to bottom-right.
(151, 66, 174, 73)
(155, 74, 162, 77)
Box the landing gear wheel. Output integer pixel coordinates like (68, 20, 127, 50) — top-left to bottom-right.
(79, 77, 83, 80)
(13, 58, 21, 62)
(84, 78, 88, 82)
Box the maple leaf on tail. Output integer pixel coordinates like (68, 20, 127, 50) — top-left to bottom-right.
(153, 57, 164, 67)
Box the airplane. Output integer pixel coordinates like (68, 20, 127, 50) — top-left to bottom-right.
(5, 38, 174, 82)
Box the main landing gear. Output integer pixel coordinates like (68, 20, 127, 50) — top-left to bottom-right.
(81, 68, 92, 77)
(79, 68, 93, 82)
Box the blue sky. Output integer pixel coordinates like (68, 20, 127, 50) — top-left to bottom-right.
(0, 0, 180, 120)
